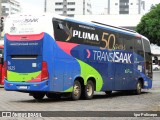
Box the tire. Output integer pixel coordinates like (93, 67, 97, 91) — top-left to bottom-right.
(105, 91, 112, 96)
(71, 80, 81, 100)
(32, 92, 45, 100)
(135, 81, 142, 95)
(46, 93, 61, 99)
(84, 80, 94, 100)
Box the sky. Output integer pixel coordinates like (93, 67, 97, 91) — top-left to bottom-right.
(19, 0, 44, 13)
(18, 0, 160, 14)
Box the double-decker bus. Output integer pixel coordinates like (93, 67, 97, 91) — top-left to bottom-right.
(0, 43, 4, 85)
(4, 14, 152, 100)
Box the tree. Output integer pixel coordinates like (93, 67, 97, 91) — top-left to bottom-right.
(136, 4, 160, 46)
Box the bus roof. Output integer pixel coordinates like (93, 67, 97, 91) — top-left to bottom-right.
(65, 17, 141, 37)
(5, 13, 141, 38)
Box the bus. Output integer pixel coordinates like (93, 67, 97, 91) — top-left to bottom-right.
(0, 44, 4, 85)
(4, 14, 152, 100)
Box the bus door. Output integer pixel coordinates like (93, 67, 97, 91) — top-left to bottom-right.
(114, 36, 135, 90)
(124, 38, 135, 90)
(133, 38, 145, 86)
(114, 36, 128, 90)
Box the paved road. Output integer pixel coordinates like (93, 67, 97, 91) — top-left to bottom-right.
(0, 71, 160, 119)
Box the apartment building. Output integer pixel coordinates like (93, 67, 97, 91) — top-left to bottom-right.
(1, 0, 21, 17)
(107, 0, 145, 14)
(45, 0, 92, 17)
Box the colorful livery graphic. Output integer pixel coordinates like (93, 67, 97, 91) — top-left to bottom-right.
(4, 14, 152, 100)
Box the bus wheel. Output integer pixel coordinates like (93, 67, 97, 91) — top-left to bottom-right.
(105, 91, 112, 96)
(71, 80, 81, 100)
(32, 92, 45, 100)
(135, 81, 142, 95)
(46, 93, 61, 99)
(84, 80, 94, 100)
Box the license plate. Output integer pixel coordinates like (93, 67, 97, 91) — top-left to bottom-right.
(19, 86, 28, 90)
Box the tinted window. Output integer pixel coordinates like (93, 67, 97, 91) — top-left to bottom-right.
(134, 39, 144, 57)
(52, 18, 103, 47)
(53, 18, 136, 51)
(143, 38, 152, 78)
(117, 34, 134, 52)
(115, 34, 124, 50)
(124, 36, 134, 52)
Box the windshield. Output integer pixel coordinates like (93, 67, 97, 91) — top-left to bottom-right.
(143, 38, 152, 78)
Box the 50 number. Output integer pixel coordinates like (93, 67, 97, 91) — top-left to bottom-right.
(100, 32, 116, 50)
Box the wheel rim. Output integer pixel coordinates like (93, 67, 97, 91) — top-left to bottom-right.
(87, 84, 93, 96)
(137, 82, 141, 93)
(73, 84, 80, 97)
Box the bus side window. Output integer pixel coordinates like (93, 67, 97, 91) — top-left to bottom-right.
(134, 39, 144, 57)
(115, 34, 125, 50)
(124, 37, 134, 52)
(53, 20, 70, 42)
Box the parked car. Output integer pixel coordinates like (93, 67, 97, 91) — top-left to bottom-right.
(153, 64, 160, 70)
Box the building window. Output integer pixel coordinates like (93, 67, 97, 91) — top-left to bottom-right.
(68, 2, 75, 5)
(131, 3, 133, 5)
(119, 0, 129, 14)
(55, 8, 63, 11)
(120, 2, 129, 6)
(67, 8, 75, 11)
(55, 2, 63, 5)
(115, 3, 118, 5)
(67, 14, 74, 17)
